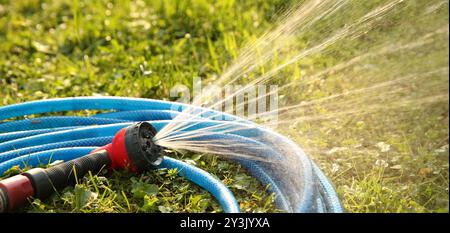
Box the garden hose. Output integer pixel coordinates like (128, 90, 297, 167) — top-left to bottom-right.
(0, 97, 342, 213)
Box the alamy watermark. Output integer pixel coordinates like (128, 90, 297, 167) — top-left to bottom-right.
(169, 77, 279, 127)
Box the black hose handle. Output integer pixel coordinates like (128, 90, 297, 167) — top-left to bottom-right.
(23, 150, 111, 200)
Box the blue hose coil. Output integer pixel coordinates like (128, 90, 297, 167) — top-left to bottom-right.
(0, 97, 342, 213)
(0, 116, 128, 133)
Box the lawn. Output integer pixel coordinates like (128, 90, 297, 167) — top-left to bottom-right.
(0, 0, 448, 213)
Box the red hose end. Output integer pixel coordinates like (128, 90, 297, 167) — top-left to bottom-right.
(0, 175, 34, 212)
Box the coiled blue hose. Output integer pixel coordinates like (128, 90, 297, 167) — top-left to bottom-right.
(0, 97, 342, 213)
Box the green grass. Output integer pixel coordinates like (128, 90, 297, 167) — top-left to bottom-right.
(0, 0, 448, 213)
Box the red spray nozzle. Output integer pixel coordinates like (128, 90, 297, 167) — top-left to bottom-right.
(94, 121, 164, 172)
